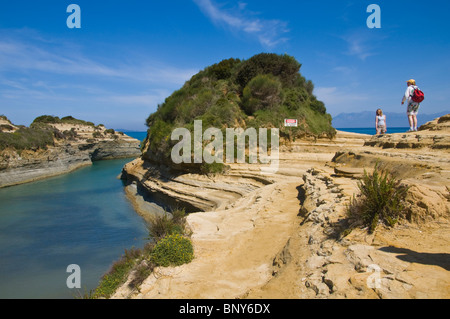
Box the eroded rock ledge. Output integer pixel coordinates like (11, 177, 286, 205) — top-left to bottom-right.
(113, 115, 449, 299)
(248, 168, 449, 299)
(121, 158, 275, 214)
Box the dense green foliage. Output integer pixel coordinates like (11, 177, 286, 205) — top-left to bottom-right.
(144, 53, 335, 173)
(33, 115, 95, 127)
(0, 115, 99, 152)
(0, 126, 55, 151)
(91, 208, 193, 299)
(346, 163, 410, 234)
(148, 209, 187, 241)
(150, 233, 194, 267)
(92, 245, 155, 299)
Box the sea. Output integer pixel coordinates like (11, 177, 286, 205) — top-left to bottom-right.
(336, 127, 410, 135)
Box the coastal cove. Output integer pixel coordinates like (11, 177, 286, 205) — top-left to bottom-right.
(1, 123, 449, 299)
(0, 132, 152, 299)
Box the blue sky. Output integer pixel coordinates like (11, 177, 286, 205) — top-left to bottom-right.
(0, 0, 449, 131)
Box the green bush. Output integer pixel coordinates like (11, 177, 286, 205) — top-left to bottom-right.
(149, 213, 180, 241)
(63, 128, 78, 140)
(346, 163, 410, 234)
(0, 126, 55, 151)
(242, 74, 283, 114)
(32, 115, 96, 127)
(199, 162, 228, 175)
(33, 115, 61, 124)
(236, 53, 301, 89)
(93, 131, 103, 138)
(145, 118, 174, 161)
(208, 58, 241, 80)
(91, 207, 192, 298)
(150, 233, 194, 267)
(148, 208, 187, 241)
(0, 124, 15, 132)
(310, 99, 326, 114)
(93, 245, 155, 299)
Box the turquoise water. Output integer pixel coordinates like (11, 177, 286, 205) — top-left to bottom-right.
(0, 133, 150, 299)
(126, 131, 147, 144)
(336, 127, 410, 135)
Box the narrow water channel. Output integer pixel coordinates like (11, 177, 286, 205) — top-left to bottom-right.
(0, 157, 149, 299)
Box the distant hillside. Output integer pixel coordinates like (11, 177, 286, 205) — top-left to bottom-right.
(332, 111, 448, 128)
(0, 115, 141, 188)
(144, 53, 335, 173)
(0, 115, 132, 152)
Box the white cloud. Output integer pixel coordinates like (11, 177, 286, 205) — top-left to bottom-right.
(0, 29, 198, 86)
(339, 29, 388, 61)
(0, 29, 197, 130)
(343, 36, 375, 61)
(95, 90, 171, 107)
(193, 0, 289, 48)
(314, 86, 370, 115)
(0, 29, 197, 107)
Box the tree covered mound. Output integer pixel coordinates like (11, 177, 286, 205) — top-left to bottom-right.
(144, 53, 335, 172)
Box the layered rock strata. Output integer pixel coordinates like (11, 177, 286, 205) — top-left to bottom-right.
(114, 115, 449, 299)
(0, 122, 141, 188)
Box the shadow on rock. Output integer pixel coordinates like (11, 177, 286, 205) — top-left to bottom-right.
(379, 246, 450, 271)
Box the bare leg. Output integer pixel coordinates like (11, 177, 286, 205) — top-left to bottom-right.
(408, 115, 414, 130)
(412, 115, 418, 130)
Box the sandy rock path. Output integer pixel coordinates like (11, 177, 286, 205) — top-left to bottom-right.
(128, 176, 302, 299)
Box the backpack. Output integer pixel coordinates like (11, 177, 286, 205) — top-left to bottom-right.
(411, 86, 425, 103)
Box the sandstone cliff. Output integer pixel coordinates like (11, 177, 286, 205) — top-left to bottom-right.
(0, 118, 141, 188)
(115, 115, 449, 299)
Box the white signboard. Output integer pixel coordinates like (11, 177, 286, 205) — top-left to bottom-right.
(284, 119, 298, 127)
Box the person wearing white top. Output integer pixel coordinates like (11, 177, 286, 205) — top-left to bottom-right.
(401, 79, 420, 131)
(375, 108, 387, 135)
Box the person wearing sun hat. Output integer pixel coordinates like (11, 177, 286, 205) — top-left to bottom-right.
(401, 79, 420, 132)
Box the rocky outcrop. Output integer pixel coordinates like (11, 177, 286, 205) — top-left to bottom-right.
(363, 132, 450, 150)
(113, 115, 449, 299)
(121, 158, 274, 213)
(245, 167, 449, 299)
(0, 122, 141, 188)
(363, 114, 450, 150)
(419, 114, 450, 131)
(332, 115, 450, 185)
(0, 116, 18, 133)
(292, 169, 449, 299)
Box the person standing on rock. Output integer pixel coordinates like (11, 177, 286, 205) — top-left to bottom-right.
(375, 108, 387, 135)
(401, 79, 421, 132)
